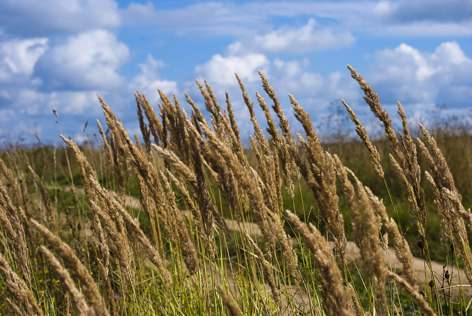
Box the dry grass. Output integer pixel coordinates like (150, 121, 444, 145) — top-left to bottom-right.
(0, 66, 471, 316)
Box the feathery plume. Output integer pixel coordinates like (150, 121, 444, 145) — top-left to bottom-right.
(91, 181, 172, 284)
(216, 284, 242, 316)
(347, 65, 405, 166)
(418, 125, 472, 285)
(30, 219, 109, 315)
(0, 251, 41, 316)
(246, 234, 280, 307)
(347, 169, 387, 312)
(290, 96, 347, 259)
(0, 181, 31, 284)
(0, 158, 26, 217)
(28, 165, 57, 229)
(159, 171, 199, 275)
(365, 186, 416, 287)
(341, 99, 384, 178)
(286, 210, 353, 316)
(40, 246, 93, 316)
(387, 271, 437, 316)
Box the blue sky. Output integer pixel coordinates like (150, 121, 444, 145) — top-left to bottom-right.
(0, 0, 471, 145)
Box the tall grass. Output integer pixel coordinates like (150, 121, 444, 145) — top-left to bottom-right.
(0, 66, 471, 315)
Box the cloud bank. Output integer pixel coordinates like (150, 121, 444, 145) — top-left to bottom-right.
(0, 0, 470, 145)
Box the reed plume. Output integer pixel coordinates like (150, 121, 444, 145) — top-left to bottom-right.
(286, 210, 353, 316)
(216, 284, 242, 316)
(184, 85, 301, 283)
(159, 171, 199, 275)
(386, 270, 437, 316)
(60, 135, 111, 271)
(92, 181, 173, 283)
(347, 65, 404, 165)
(40, 246, 93, 316)
(346, 169, 387, 313)
(346, 66, 432, 283)
(0, 157, 26, 219)
(256, 72, 296, 199)
(340, 99, 384, 178)
(418, 124, 472, 285)
(28, 165, 57, 230)
(0, 251, 41, 316)
(246, 234, 280, 307)
(290, 95, 347, 261)
(0, 181, 31, 284)
(365, 186, 416, 287)
(136, 91, 164, 145)
(29, 219, 109, 316)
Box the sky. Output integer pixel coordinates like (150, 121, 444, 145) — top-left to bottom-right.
(0, 0, 471, 146)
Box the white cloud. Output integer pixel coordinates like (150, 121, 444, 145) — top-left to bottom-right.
(0, 88, 100, 116)
(0, 0, 120, 36)
(229, 19, 355, 55)
(0, 38, 48, 83)
(432, 41, 470, 65)
(190, 51, 359, 139)
(269, 58, 357, 101)
(192, 51, 357, 108)
(0, 31, 131, 144)
(364, 41, 472, 109)
(130, 54, 179, 105)
(189, 41, 471, 140)
(194, 53, 270, 87)
(47, 91, 101, 116)
(0, 88, 103, 145)
(34, 30, 129, 91)
(186, 53, 271, 131)
(187, 53, 265, 137)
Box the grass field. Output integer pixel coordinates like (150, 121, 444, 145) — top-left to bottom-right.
(0, 66, 471, 315)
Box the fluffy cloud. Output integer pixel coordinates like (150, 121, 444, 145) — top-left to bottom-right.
(0, 85, 105, 147)
(365, 41, 472, 109)
(186, 53, 271, 129)
(189, 51, 359, 139)
(193, 51, 356, 106)
(0, 30, 130, 144)
(130, 55, 179, 105)
(190, 40, 471, 140)
(34, 30, 129, 91)
(194, 53, 270, 87)
(229, 19, 355, 55)
(0, 0, 120, 37)
(0, 88, 100, 116)
(0, 38, 48, 84)
(267, 58, 358, 104)
(46, 90, 102, 116)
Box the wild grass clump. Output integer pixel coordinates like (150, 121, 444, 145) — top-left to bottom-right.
(0, 65, 471, 315)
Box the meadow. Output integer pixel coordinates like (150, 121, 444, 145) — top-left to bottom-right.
(0, 65, 471, 315)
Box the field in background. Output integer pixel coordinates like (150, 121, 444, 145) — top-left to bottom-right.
(9, 122, 472, 262)
(0, 67, 471, 315)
